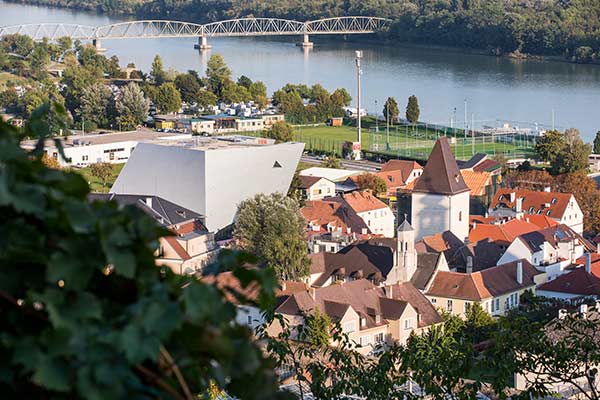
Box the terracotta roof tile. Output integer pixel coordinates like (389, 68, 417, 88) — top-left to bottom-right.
(380, 159, 422, 175)
(426, 259, 540, 301)
(460, 170, 492, 196)
(469, 218, 541, 245)
(276, 279, 440, 330)
(538, 260, 600, 296)
(301, 199, 369, 234)
(163, 236, 191, 261)
(490, 188, 573, 219)
(341, 190, 388, 213)
(473, 159, 501, 173)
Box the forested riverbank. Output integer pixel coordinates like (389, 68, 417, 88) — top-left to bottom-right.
(4, 0, 600, 64)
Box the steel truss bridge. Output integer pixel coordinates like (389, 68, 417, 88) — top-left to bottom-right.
(0, 17, 390, 50)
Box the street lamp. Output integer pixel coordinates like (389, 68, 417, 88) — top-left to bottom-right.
(353, 50, 363, 161)
(374, 100, 378, 133)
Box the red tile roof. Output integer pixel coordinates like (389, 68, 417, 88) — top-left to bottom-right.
(426, 260, 540, 301)
(341, 190, 388, 213)
(538, 256, 600, 296)
(276, 279, 441, 330)
(469, 218, 542, 245)
(163, 236, 191, 261)
(460, 170, 492, 197)
(301, 199, 369, 234)
(490, 188, 574, 219)
(473, 159, 501, 173)
(413, 137, 470, 195)
(380, 159, 422, 175)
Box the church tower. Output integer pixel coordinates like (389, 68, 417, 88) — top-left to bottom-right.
(386, 217, 417, 284)
(411, 137, 470, 241)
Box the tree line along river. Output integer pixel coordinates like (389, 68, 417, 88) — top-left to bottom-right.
(2, 0, 600, 141)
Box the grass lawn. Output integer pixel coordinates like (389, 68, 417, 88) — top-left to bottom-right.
(75, 163, 124, 193)
(293, 124, 534, 161)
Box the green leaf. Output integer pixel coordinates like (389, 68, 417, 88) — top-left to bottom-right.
(32, 355, 70, 392)
(47, 251, 94, 290)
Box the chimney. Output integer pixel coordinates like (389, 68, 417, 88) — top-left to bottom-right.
(281, 281, 287, 292)
(558, 309, 568, 319)
(386, 285, 393, 299)
(580, 304, 588, 319)
(585, 252, 592, 274)
(516, 197, 523, 214)
(309, 287, 316, 301)
(596, 300, 600, 311)
(466, 256, 473, 274)
(597, 245, 600, 255)
(509, 192, 516, 202)
(516, 261, 523, 285)
(544, 186, 551, 192)
(145, 197, 153, 208)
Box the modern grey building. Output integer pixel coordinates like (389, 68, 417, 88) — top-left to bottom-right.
(111, 135, 304, 232)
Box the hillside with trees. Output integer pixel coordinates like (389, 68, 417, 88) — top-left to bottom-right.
(6, 0, 600, 62)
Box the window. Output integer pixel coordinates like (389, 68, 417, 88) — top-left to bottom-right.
(491, 300, 495, 312)
(359, 335, 371, 346)
(52, 152, 58, 160)
(459, 211, 463, 222)
(430, 297, 436, 304)
(374, 332, 384, 344)
(447, 300, 453, 312)
(344, 321, 356, 333)
(247, 315, 252, 325)
(360, 318, 366, 328)
(82, 155, 88, 161)
(495, 298, 500, 311)
(404, 318, 413, 330)
(375, 315, 381, 324)
(465, 302, 471, 313)
(273, 161, 282, 168)
(109, 152, 115, 161)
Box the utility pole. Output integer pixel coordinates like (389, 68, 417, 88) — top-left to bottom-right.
(463, 99, 467, 160)
(471, 113, 475, 156)
(386, 100, 390, 150)
(353, 50, 363, 160)
(374, 100, 378, 133)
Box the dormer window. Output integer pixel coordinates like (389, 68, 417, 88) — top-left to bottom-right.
(528, 207, 534, 213)
(551, 198, 557, 204)
(375, 315, 381, 324)
(360, 317, 366, 328)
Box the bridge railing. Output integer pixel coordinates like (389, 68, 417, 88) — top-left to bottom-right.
(0, 16, 392, 41)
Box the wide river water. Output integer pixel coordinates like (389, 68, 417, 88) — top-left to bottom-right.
(2, 1, 600, 139)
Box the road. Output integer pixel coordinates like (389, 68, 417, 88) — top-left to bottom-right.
(300, 155, 382, 172)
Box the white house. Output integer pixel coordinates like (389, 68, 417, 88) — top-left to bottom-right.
(298, 176, 336, 201)
(411, 137, 470, 242)
(341, 191, 395, 237)
(21, 130, 181, 168)
(489, 188, 584, 234)
(496, 224, 591, 281)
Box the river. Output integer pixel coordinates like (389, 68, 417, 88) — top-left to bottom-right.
(2, 1, 600, 140)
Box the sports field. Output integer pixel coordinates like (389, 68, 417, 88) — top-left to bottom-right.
(294, 123, 535, 161)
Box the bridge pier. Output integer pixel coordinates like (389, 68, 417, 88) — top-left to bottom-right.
(298, 33, 313, 48)
(92, 38, 105, 53)
(194, 36, 212, 50)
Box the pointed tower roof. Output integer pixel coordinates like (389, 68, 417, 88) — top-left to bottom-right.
(398, 215, 414, 232)
(413, 137, 470, 195)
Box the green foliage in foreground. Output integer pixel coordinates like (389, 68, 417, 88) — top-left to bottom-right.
(0, 104, 289, 400)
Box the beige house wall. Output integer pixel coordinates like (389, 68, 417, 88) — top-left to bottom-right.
(427, 286, 535, 317)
